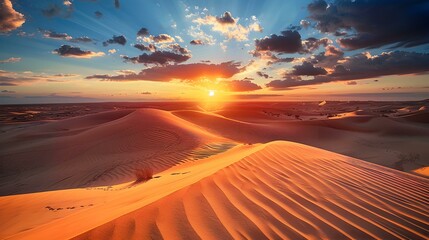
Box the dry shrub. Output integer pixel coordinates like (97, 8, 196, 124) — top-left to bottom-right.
(135, 167, 153, 183)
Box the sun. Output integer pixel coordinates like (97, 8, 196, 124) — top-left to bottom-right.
(208, 90, 215, 97)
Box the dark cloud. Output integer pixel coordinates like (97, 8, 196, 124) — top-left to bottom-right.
(190, 39, 204, 45)
(137, 27, 149, 37)
(221, 80, 262, 92)
(256, 71, 269, 79)
(41, 30, 72, 40)
(266, 76, 316, 90)
(307, 0, 429, 49)
(255, 30, 302, 54)
(114, 0, 120, 8)
(134, 43, 156, 52)
(122, 51, 190, 66)
(267, 51, 429, 89)
(86, 61, 242, 82)
(41, 30, 92, 43)
(0, 0, 25, 32)
(151, 34, 175, 43)
(254, 30, 329, 57)
(216, 11, 235, 25)
(309, 45, 344, 68)
(141, 91, 151, 95)
(94, 11, 103, 18)
(291, 61, 327, 76)
(70, 37, 93, 43)
(301, 37, 331, 53)
(103, 35, 126, 46)
(168, 43, 190, 55)
(53, 45, 105, 58)
(329, 51, 429, 80)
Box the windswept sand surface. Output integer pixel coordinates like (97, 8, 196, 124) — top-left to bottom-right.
(1, 102, 429, 239)
(1, 142, 428, 239)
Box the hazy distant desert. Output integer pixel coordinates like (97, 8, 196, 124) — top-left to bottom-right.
(0, 101, 428, 239)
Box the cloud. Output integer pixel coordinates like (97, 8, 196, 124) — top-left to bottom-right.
(329, 51, 429, 80)
(307, 0, 429, 49)
(103, 35, 126, 46)
(134, 43, 156, 52)
(267, 51, 429, 89)
(190, 39, 204, 45)
(108, 49, 117, 54)
(140, 91, 151, 95)
(168, 43, 190, 54)
(221, 79, 262, 92)
(42, 30, 72, 40)
(94, 11, 103, 18)
(0, 0, 25, 32)
(0, 70, 79, 86)
(41, 30, 93, 43)
(301, 37, 331, 53)
(137, 27, 149, 37)
(114, 0, 120, 9)
(255, 30, 302, 54)
(0, 57, 21, 63)
(70, 37, 93, 43)
(256, 71, 269, 79)
(188, 25, 216, 45)
(175, 35, 184, 43)
(254, 30, 330, 56)
(122, 51, 190, 66)
(291, 61, 327, 76)
(308, 45, 344, 68)
(216, 11, 236, 25)
(149, 34, 175, 43)
(300, 20, 310, 29)
(53, 45, 105, 58)
(86, 61, 242, 82)
(193, 11, 262, 41)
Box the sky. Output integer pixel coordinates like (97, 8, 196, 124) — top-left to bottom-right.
(0, 0, 428, 104)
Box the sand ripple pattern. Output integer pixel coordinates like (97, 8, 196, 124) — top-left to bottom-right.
(74, 142, 429, 240)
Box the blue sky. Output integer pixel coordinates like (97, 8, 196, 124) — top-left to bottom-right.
(1, 0, 428, 103)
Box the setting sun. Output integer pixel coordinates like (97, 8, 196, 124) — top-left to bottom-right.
(208, 90, 215, 97)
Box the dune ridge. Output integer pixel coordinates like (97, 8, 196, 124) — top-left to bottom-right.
(0, 109, 230, 195)
(70, 141, 429, 240)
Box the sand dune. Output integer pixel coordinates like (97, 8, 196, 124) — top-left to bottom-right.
(3, 141, 426, 239)
(174, 109, 429, 173)
(72, 142, 429, 240)
(1, 105, 428, 240)
(0, 109, 229, 195)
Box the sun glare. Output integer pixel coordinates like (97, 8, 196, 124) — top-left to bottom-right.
(208, 90, 215, 97)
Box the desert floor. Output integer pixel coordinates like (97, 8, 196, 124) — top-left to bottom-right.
(0, 101, 428, 239)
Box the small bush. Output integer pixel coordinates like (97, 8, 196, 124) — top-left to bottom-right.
(134, 167, 153, 183)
